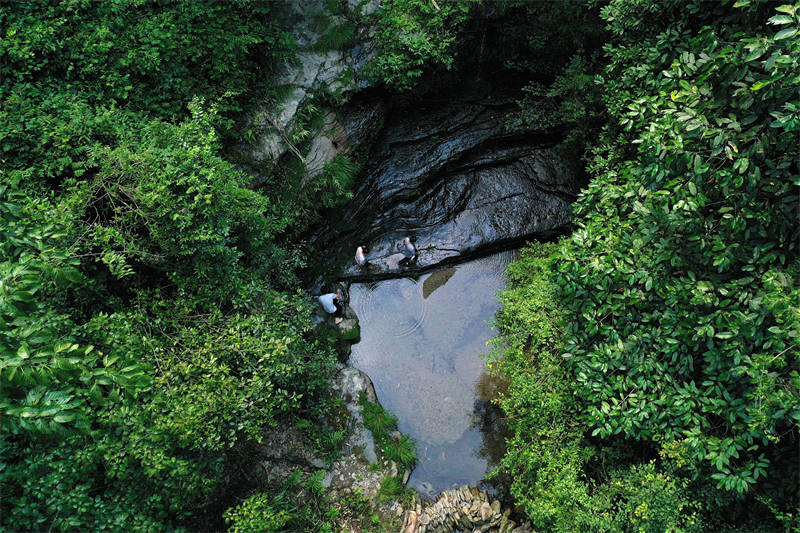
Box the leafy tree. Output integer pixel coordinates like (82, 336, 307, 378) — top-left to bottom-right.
(601, 462, 703, 532)
(0, 187, 147, 439)
(62, 100, 304, 310)
(0, 1, 345, 530)
(365, 0, 480, 91)
(1, 0, 292, 118)
(1, 244, 337, 530)
(489, 244, 604, 531)
(495, 1, 799, 530)
(566, 0, 799, 498)
(490, 244, 704, 531)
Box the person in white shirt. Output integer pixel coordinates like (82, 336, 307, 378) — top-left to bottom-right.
(318, 289, 343, 315)
(401, 237, 417, 265)
(355, 245, 369, 269)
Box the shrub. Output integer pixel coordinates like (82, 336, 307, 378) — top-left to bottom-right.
(224, 492, 293, 533)
(602, 463, 703, 533)
(359, 393, 418, 470)
(377, 476, 406, 502)
(364, 0, 479, 91)
(489, 243, 607, 531)
(562, 0, 799, 499)
(494, 1, 799, 529)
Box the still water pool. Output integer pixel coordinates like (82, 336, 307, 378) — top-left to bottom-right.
(348, 251, 516, 497)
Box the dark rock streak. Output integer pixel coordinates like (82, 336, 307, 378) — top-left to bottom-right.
(322, 93, 579, 282)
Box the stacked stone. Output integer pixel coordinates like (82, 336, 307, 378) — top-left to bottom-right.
(400, 485, 531, 533)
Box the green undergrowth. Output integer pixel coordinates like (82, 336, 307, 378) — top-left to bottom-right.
(224, 471, 336, 533)
(377, 474, 417, 505)
(0, 1, 356, 530)
(298, 404, 348, 465)
(359, 392, 418, 470)
(315, 20, 357, 52)
(224, 470, 395, 533)
(364, 0, 481, 91)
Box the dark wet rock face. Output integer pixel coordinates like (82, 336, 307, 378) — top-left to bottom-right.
(332, 94, 579, 280)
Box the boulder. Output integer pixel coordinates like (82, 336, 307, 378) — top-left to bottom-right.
(323, 91, 580, 282)
(398, 486, 531, 533)
(330, 366, 379, 462)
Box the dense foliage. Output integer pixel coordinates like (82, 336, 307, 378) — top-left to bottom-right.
(4, 0, 798, 530)
(501, 0, 608, 163)
(223, 468, 398, 533)
(491, 244, 704, 532)
(493, 0, 799, 530)
(365, 0, 480, 91)
(0, 1, 341, 530)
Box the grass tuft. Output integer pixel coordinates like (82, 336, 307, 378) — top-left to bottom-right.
(359, 393, 417, 470)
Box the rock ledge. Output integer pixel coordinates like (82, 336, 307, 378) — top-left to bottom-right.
(400, 486, 530, 533)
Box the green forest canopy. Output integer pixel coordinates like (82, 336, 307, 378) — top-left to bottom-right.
(491, 0, 799, 531)
(1, 0, 798, 531)
(1, 1, 338, 530)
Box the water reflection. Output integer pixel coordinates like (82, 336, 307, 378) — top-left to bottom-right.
(422, 267, 456, 299)
(348, 251, 516, 496)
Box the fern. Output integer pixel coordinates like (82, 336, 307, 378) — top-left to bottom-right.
(383, 434, 417, 470)
(317, 155, 357, 207)
(360, 391, 397, 434)
(314, 21, 357, 52)
(359, 393, 418, 470)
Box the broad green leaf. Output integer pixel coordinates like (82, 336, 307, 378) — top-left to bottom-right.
(768, 14, 794, 25)
(53, 413, 76, 423)
(751, 79, 773, 91)
(774, 27, 799, 40)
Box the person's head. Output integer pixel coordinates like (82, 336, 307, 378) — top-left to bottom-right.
(336, 288, 342, 299)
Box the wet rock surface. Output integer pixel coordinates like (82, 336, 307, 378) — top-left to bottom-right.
(328, 93, 580, 281)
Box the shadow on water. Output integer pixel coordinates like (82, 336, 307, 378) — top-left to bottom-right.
(422, 267, 457, 299)
(348, 251, 516, 499)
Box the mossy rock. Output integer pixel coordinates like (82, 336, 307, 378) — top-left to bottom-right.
(314, 321, 341, 344)
(338, 318, 360, 341)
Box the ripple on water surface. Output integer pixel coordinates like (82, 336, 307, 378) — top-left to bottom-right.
(358, 277, 427, 338)
(348, 250, 517, 496)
